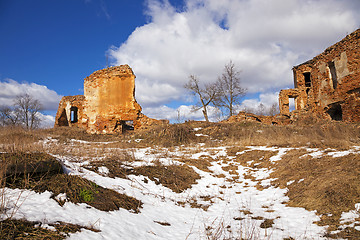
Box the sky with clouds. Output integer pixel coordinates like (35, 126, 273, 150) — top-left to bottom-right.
(1, 0, 359, 126)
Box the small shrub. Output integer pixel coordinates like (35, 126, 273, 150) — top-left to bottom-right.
(79, 189, 95, 202)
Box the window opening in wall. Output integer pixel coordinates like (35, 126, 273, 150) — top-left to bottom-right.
(327, 103, 342, 121)
(303, 72, 311, 88)
(70, 107, 78, 123)
(328, 61, 338, 89)
(289, 97, 296, 112)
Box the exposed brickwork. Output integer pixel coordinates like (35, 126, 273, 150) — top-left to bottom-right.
(223, 111, 291, 125)
(54, 65, 166, 133)
(279, 29, 360, 122)
(54, 95, 85, 128)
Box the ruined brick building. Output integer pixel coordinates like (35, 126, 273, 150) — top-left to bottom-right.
(279, 28, 360, 122)
(54, 65, 166, 133)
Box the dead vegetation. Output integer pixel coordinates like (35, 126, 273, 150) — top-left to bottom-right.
(199, 121, 360, 148)
(1, 120, 360, 239)
(177, 156, 213, 172)
(1, 152, 142, 213)
(134, 123, 197, 147)
(0, 218, 99, 240)
(271, 149, 360, 237)
(234, 150, 277, 168)
(34, 174, 142, 212)
(87, 159, 201, 193)
(134, 164, 200, 193)
(40, 127, 124, 143)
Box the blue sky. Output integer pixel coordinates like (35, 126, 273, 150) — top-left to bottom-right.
(1, 0, 359, 126)
(0, 0, 148, 96)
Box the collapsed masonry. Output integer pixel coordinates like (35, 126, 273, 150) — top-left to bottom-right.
(279, 29, 360, 122)
(54, 65, 167, 134)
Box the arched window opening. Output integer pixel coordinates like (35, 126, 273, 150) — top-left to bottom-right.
(70, 107, 78, 123)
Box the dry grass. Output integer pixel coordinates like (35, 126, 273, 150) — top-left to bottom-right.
(177, 156, 213, 172)
(34, 174, 142, 212)
(0, 127, 44, 153)
(0, 218, 99, 240)
(0, 152, 142, 213)
(197, 121, 360, 148)
(1, 121, 360, 238)
(134, 123, 197, 147)
(39, 127, 124, 143)
(235, 150, 278, 169)
(135, 164, 200, 193)
(86, 158, 200, 193)
(270, 149, 360, 236)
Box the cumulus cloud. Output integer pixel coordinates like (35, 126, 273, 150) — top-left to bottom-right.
(240, 92, 279, 110)
(109, 0, 359, 116)
(0, 79, 62, 111)
(38, 113, 56, 128)
(143, 104, 223, 122)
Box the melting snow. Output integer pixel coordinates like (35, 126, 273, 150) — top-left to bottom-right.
(4, 145, 359, 239)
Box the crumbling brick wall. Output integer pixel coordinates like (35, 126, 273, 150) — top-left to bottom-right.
(83, 65, 142, 133)
(54, 95, 86, 128)
(54, 65, 165, 133)
(279, 28, 360, 122)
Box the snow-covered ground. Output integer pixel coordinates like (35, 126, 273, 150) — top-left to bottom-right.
(2, 140, 360, 239)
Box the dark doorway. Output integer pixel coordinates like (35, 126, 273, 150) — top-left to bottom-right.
(327, 103, 342, 121)
(114, 120, 134, 133)
(70, 107, 78, 123)
(303, 72, 311, 88)
(124, 120, 134, 131)
(57, 109, 69, 126)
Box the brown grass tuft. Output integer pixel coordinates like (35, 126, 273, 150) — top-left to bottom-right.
(134, 124, 197, 147)
(133, 164, 200, 193)
(271, 149, 360, 234)
(86, 159, 200, 193)
(34, 174, 142, 212)
(177, 156, 213, 172)
(0, 218, 99, 240)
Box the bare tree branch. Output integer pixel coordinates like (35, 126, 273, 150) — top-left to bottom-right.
(12, 94, 43, 129)
(0, 106, 19, 126)
(214, 60, 247, 117)
(184, 75, 217, 122)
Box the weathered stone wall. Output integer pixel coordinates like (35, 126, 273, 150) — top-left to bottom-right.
(54, 65, 165, 133)
(54, 95, 86, 128)
(279, 28, 360, 122)
(83, 65, 142, 133)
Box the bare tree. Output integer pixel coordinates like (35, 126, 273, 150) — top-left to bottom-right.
(215, 60, 247, 117)
(268, 103, 279, 116)
(256, 103, 266, 115)
(184, 75, 217, 122)
(13, 94, 42, 129)
(0, 106, 19, 126)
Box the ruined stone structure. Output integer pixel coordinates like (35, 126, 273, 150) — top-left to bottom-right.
(55, 65, 167, 133)
(279, 29, 360, 122)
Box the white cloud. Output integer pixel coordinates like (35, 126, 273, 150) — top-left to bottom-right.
(38, 113, 55, 128)
(241, 92, 279, 109)
(109, 0, 359, 115)
(0, 79, 62, 111)
(143, 104, 223, 122)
